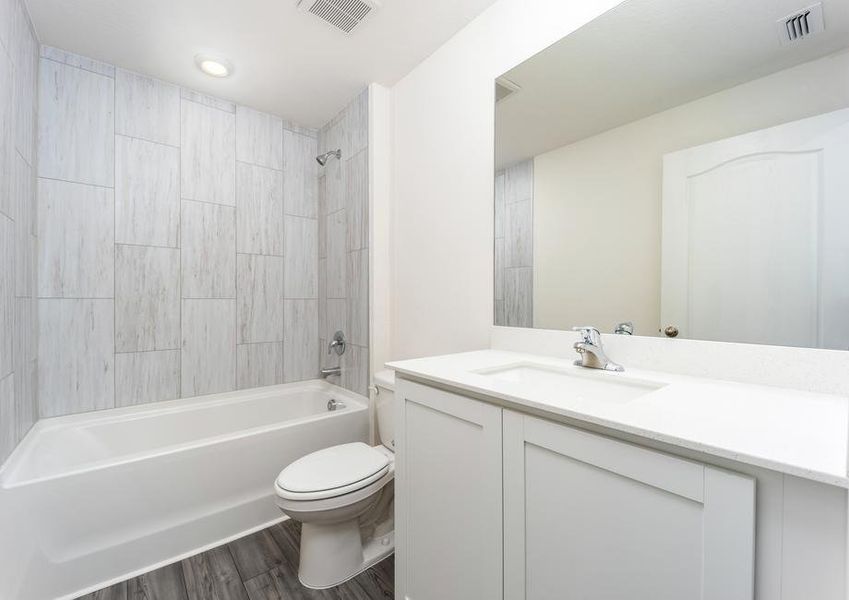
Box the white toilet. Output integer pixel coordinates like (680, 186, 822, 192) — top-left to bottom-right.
(274, 370, 396, 589)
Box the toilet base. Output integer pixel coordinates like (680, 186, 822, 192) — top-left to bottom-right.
(298, 524, 394, 589)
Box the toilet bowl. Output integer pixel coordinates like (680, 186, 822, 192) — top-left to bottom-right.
(274, 370, 396, 589)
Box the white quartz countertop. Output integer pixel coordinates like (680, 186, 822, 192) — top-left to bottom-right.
(387, 350, 849, 488)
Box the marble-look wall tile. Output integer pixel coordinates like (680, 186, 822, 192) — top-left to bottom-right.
(181, 99, 236, 206)
(504, 159, 533, 204)
(505, 198, 533, 268)
(0, 51, 11, 221)
(115, 245, 180, 352)
(39, 299, 114, 417)
(236, 106, 283, 170)
(504, 267, 533, 328)
(325, 210, 346, 298)
(0, 0, 12, 53)
(284, 216, 317, 298)
(115, 350, 180, 407)
(115, 135, 180, 247)
(346, 150, 368, 251)
(318, 176, 327, 258)
(115, 69, 180, 146)
(237, 342, 283, 390)
(0, 373, 14, 464)
(0, 215, 12, 377)
(347, 249, 368, 347)
(37, 58, 114, 186)
(236, 162, 283, 256)
(237, 254, 284, 344)
(283, 298, 318, 383)
(181, 299, 236, 397)
(181, 200, 236, 298)
(283, 130, 317, 218)
(341, 344, 368, 397)
(495, 300, 506, 327)
(40, 45, 114, 77)
(324, 298, 346, 344)
(37, 178, 114, 298)
(11, 0, 37, 164)
(13, 297, 36, 437)
(181, 88, 235, 113)
(494, 238, 504, 301)
(344, 89, 369, 159)
(494, 171, 505, 239)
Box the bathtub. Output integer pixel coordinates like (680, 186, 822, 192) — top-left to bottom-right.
(0, 380, 369, 600)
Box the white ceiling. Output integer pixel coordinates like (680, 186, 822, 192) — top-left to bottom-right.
(495, 0, 849, 168)
(26, 0, 499, 128)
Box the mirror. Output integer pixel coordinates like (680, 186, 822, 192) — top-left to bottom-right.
(494, 0, 849, 349)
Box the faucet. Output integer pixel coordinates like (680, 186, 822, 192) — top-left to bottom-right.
(572, 326, 624, 372)
(320, 366, 341, 379)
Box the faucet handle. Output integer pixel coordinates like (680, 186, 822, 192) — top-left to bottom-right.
(572, 326, 601, 345)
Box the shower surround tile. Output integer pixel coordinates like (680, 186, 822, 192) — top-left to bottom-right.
(283, 130, 318, 218)
(505, 198, 533, 268)
(181, 200, 236, 298)
(115, 350, 180, 407)
(284, 216, 318, 299)
(237, 342, 284, 390)
(237, 254, 284, 344)
(39, 299, 115, 417)
(283, 299, 318, 383)
(115, 69, 180, 146)
(0, 215, 12, 377)
(346, 149, 368, 251)
(504, 267, 533, 328)
(0, 52, 11, 221)
(342, 344, 368, 397)
(0, 374, 14, 466)
(115, 135, 180, 248)
(236, 106, 283, 170)
(181, 299, 236, 397)
(344, 89, 369, 159)
(40, 45, 114, 77)
(115, 245, 180, 352)
(347, 249, 368, 347)
(11, 0, 37, 164)
(236, 162, 283, 256)
(325, 210, 346, 299)
(37, 178, 114, 298)
(37, 57, 114, 186)
(181, 99, 236, 206)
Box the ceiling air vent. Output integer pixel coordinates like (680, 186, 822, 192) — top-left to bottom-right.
(297, 0, 380, 34)
(776, 3, 825, 45)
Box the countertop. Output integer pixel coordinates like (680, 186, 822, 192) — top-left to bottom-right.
(387, 350, 849, 488)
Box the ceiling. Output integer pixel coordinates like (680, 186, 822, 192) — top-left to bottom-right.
(26, 0, 499, 128)
(495, 0, 849, 168)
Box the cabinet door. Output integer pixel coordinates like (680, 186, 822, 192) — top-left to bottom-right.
(395, 379, 503, 600)
(504, 411, 755, 600)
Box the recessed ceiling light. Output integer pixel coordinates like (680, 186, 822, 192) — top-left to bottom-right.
(195, 54, 232, 78)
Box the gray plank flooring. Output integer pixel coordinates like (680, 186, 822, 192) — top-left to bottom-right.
(76, 520, 394, 600)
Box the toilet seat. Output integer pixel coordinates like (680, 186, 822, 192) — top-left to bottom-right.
(276, 442, 391, 501)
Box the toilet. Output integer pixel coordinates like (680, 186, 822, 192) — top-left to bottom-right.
(274, 370, 396, 589)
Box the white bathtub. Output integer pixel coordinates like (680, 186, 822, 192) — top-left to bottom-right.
(0, 380, 369, 600)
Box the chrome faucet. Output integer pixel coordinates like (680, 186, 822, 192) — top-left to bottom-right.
(572, 326, 624, 372)
(320, 366, 341, 379)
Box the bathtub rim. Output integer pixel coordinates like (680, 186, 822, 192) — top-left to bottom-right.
(1, 380, 369, 489)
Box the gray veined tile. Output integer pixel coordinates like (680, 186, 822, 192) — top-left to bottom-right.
(342, 344, 369, 397)
(504, 198, 533, 269)
(40, 45, 115, 77)
(11, 0, 37, 165)
(494, 171, 505, 239)
(115, 135, 180, 248)
(236, 162, 283, 256)
(115, 350, 180, 407)
(324, 298, 347, 344)
(115, 69, 180, 146)
(181, 200, 236, 299)
(283, 130, 317, 218)
(237, 343, 284, 390)
(37, 178, 114, 298)
(0, 0, 12, 52)
(343, 88, 369, 159)
(180, 88, 235, 113)
(37, 57, 114, 186)
(318, 176, 327, 257)
(346, 149, 368, 251)
(325, 210, 346, 299)
(283, 298, 318, 383)
(323, 147, 346, 216)
(283, 216, 318, 299)
(504, 159, 533, 204)
(115, 245, 180, 352)
(181, 99, 236, 206)
(181, 299, 236, 398)
(236, 106, 283, 170)
(347, 249, 368, 347)
(13, 299, 37, 440)
(0, 215, 12, 378)
(494, 299, 506, 327)
(237, 254, 284, 344)
(38, 299, 115, 417)
(0, 51, 12, 220)
(0, 374, 14, 465)
(504, 267, 533, 329)
(494, 237, 505, 301)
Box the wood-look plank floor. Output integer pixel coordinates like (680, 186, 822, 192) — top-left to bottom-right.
(76, 520, 393, 600)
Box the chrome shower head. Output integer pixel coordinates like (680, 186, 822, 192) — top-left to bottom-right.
(316, 149, 342, 166)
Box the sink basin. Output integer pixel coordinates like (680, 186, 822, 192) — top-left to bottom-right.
(475, 363, 666, 404)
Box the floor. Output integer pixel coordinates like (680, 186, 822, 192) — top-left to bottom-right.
(76, 520, 394, 600)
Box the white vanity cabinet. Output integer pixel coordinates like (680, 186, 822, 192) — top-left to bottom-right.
(502, 411, 755, 600)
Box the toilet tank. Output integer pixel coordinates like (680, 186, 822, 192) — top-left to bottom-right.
(374, 370, 395, 450)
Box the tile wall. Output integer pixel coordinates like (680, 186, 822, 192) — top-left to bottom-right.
(0, 0, 39, 464)
(34, 46, 365, 418)
(494, 159, 533, 328)
(318, 90, 370, 396)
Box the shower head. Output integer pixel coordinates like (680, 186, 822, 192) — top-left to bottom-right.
(316, 149, 342, 166)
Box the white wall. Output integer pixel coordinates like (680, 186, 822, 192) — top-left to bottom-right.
(533, 49, 849, 335)
(390, 0, 623, 360)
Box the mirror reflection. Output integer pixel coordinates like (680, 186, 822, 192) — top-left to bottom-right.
(494, 0, 849, 349)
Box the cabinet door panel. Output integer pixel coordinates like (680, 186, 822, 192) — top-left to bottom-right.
(505, 412, 755, 600)
(395, 379, 503, 600)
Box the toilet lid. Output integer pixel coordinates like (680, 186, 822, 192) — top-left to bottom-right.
(276, 442, 390, 498)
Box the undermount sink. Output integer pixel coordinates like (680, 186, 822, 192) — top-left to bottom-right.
(475, 363, 666, 404)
